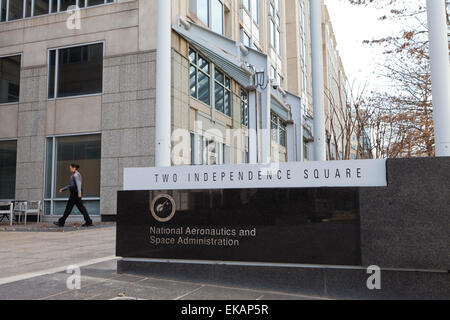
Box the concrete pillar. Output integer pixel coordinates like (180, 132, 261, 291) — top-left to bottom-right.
(427, 0, 450, 157)
(155, 0, 172, 167)
(310, 0, 326, 161)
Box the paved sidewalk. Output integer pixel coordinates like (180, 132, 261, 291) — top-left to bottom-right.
(0, 227, 116, 278)
(0, 227, 325, 300)
(0, 259, 323, 300)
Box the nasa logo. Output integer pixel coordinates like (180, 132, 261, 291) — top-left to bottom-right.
(150, 194, 176, 223)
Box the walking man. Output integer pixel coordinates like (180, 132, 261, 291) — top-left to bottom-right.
(54, 164, 93, 228)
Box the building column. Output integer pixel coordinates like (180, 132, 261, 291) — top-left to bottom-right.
(155, 0, 172, 167)
(310, 0, 326, 161)
(427, 0, 450, 157)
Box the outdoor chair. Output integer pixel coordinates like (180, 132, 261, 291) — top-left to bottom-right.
(14, 201, 43, 225)
(0, 202, 14, 226)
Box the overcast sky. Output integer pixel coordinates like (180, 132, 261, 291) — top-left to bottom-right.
(323, 0, 412, 91)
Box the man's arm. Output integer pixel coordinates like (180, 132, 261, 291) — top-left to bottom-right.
(60, 178, 74, 192)
(74, 173, 82, 197)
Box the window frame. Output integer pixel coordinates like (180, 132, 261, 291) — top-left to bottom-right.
(44, 132, 102, 217)
(0, 138, 17, 201)
(240, 88, 249, 127)
(268, 0, 282, 56)
(214, 68, 232, 117)
(189, 47, 233, 118)
(270, 111, 287, 147)
(193, 0, 225, 35)
(0, 53, 22, 106)
(0, 0, 115, 23)
(189, 48, 211, 106)
(47, 41, 105, 100)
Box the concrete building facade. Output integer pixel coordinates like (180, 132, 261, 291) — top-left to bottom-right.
(0, 0, 354, 221)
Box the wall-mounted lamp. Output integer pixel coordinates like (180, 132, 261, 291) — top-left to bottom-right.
(255, 69, 267, 89)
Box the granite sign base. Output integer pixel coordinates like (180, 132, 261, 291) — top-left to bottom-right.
(117, 260, 449, 300)
(116, 158, 450, 299)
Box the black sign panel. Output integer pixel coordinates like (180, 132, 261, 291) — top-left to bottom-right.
(116, 188, 362, 266)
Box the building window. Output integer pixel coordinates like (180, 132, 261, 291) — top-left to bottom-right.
(191, 0, 224, 35)
(0, 140, 17, 200)
(241, 30, 251, 48)
(189, 48, 211, 106)
(44, 134, 101, 216)
(303, 141, 310, 161)
(269, 0, 281, 55)
(241, 89, 249, 127)
(189, 47, 233, 117)
(271, 112, 287, 147)
(211, 0, 224, 35)
(214, 69, 231, 117)
(0, 0, 114, 22)
(0, 55, 21, 104)
(48, 43, 103, 99)
(190, 133, 226, 166)
(243, 0, 258, 24)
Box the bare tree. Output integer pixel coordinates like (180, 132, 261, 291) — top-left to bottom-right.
(343, 0, 450, 158)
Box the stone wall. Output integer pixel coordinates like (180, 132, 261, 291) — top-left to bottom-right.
(15, 66, 47, 202)
(101, 51, 157, 217)
(360, 157, 450, 271)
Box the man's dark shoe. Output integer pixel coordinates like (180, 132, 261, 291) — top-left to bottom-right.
(53, 221, 64, 228)
(82, 222, 94, 227)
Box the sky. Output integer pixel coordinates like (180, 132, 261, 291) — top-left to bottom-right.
(323, 0, 409, 91)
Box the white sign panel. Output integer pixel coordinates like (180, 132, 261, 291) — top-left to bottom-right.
(124, 160, 387, 191)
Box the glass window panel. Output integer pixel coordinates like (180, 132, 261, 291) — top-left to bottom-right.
(55, 135, 101, 199)
(34, 0, 50, 16)
(51, 0, 58, 12)
(0, 55, 21, 104)
(224, 90, 230, 116)
(198, 55, 209, 74)
(44, 138, 53, 199)
(197, 71, 210, 105)
(1, 0, 7, 22)
(271, 113, 278, 141)
(48, 50, 56, 99)
(87, 0, 105, 7)
(197, 0, 209, 26)
(8, 0, 24, 20)
(242, 31, 251, 47)
(57, 43, 103, 98)
(25, 0, 32, 17)
(215, 69, 224, 84)
(241, 89, 249, 126)
(53, 200, 99, 216)
(0, 140, 17, 200)
(251, 0, 258, 23)
(225, 76, 230, 89)
(269, 20, 274, 46)
(212, 0, 223, 35)
(243, 0, 250, 11)
(189, 48, 196, 64)
(279, 125, 286, 147)
(189, 65, 197, 98)
(215, 82, 224, 113)
(60, 0, 76, 11)
(275, 29, 280, 54)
